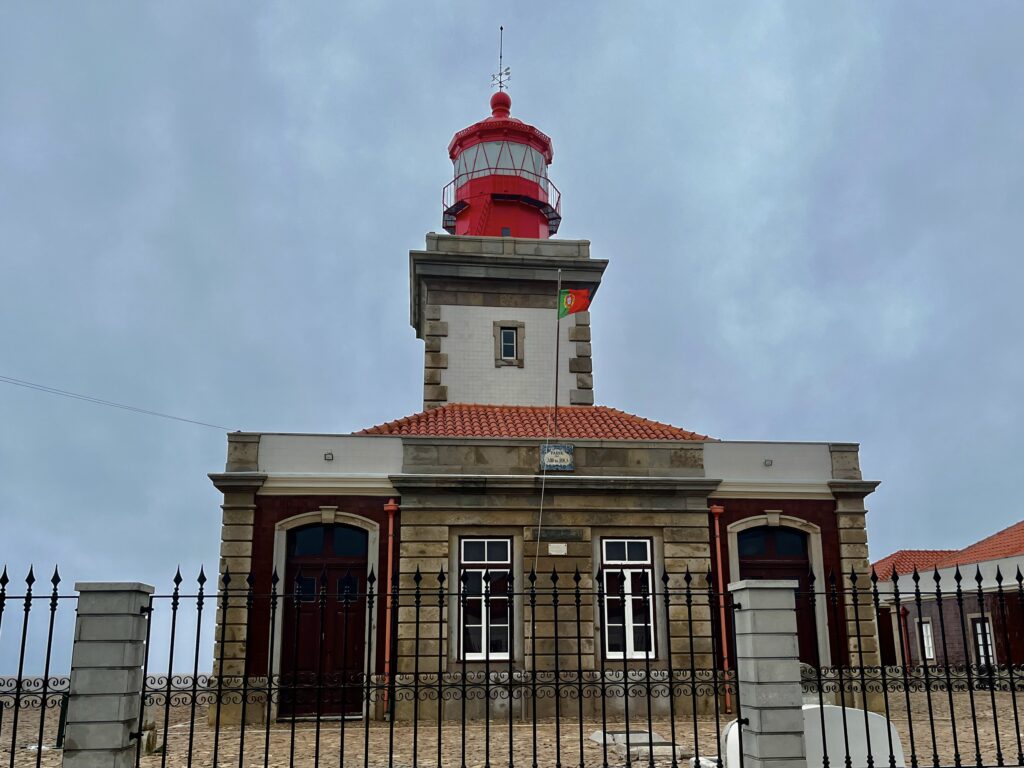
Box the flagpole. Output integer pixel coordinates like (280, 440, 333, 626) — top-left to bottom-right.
(553, 268, 562, 438)
(532, 268, 562, 577)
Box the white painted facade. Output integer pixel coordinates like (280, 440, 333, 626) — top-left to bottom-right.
(442, 304, 575, 407)
(256, 434, 402, 494)
(704, 441, 834, 498)
(252, 435, 842, 500)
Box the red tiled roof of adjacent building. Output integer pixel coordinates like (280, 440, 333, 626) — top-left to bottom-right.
(355, 403, 711, 441)
(871, 549, 956, 580)
(873, 520, 1024, 577)
(934, 519, 1024, 569)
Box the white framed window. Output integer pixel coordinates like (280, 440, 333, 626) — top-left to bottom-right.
(493, 321, 525, 367)
(919, 619, 935, 661)
(972, 617, 995, 667)
(601, 538, 656, 660)
(459, 538, 512, 661)
(500, 328, 517, 360)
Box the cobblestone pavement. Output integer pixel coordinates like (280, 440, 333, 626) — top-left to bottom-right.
(5, 692, 1024, 768)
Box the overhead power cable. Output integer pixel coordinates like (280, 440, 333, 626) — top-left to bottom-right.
(0, 374, 233, 431)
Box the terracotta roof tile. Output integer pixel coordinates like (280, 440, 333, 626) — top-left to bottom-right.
(873, 520, 1024, 577)
(356, 403, 711, 441)
(871, 549, 956, 580)
(934, 520, 1024, 569)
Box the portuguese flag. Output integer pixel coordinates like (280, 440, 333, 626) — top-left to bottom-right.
(558, 288, 591, 318)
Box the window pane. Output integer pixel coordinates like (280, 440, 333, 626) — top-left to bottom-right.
(922, 623, 935, 659)
(294, 575, 317, 601)
(462, 571, 483, 595)
(490, 627, 510, 654)
(633, 625, 652, 653)
(290, 526, 325, 556)
(626, 541, 649, 562)
(464, 627, 482, 655)
(607, 625, 625, 653)
(508, 143, 527, 170)
(332, 526, 368, 557)
(463, 540, 486, 562)
(630, 571, 651, 596)
(501, 334, 515, 359)
(631, 597, 651, 620)
(604, 571, 625, 598)
(490, 596, 509, 623)
(774, 529, 807, 557)
(490, 571, 510, 595)
(605, 541, 626, 562)
(605, 595, 625, 624)
(488, 540, 510, 563)
(463, 597, 482, 624)
(738, 529, 767, 557)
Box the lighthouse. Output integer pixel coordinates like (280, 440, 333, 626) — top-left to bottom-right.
(442, 91, 561, 239)
(410, 91, 605, 410)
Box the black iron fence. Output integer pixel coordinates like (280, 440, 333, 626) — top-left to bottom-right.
(2, 563, 1024, 768)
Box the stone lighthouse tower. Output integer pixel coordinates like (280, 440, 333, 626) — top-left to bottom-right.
(410, 92, 607, 409)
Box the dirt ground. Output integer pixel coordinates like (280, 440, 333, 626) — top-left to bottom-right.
(4, 690, 1023, 768)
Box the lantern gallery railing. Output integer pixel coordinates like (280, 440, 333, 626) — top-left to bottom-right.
(441, 168, 562, 230)
(1, 563, 1024, 768)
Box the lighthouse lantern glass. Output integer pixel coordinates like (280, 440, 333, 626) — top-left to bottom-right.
(454, 141, 549, 190)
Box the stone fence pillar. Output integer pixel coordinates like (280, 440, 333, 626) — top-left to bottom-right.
(729, 579, 806, 768)
(63, 582, 153, 768)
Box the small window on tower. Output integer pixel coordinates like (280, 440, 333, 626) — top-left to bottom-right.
(500, 328, 516, 359)
(493, 321, 525, 368)
(501, 227, 511, 237)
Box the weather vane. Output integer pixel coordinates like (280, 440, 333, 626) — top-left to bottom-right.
(491, 26, 510, 92)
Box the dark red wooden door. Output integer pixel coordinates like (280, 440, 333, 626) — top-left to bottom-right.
(737, 526, 820, 665)
(280, 524, 369, 717)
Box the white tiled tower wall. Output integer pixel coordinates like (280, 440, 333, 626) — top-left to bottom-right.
(442, 305, 574, 406)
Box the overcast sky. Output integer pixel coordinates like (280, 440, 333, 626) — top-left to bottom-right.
(3, 2, 1023, 604)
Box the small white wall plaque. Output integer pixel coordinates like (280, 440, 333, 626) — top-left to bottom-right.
(547, 542, 568, 556)
(540, 444, 574, 471)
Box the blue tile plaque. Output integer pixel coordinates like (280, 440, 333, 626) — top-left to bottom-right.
(540, 443, 574, 471)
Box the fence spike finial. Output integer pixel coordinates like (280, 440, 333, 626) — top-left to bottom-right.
(0, 566, 8, 588)
(995, 565, 1004, 585)
(270, 567, 279, 587)
(173, 566, 183, 587)
(974, 565, 984, 587)
(25, 565, 35, 587)
(51, 565, 61, 587)
(197, 565, 207, 586)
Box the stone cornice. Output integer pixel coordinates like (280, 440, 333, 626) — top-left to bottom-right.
(208, 472, 268, 494)
(389, 473, 721, 496)
(828, 479, 881, 499)
(258, 475, 396, 495)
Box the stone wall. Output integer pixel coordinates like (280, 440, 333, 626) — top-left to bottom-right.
(388, 435, 718, 719)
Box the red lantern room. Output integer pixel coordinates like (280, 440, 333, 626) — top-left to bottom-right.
(442, 91, 561, 239)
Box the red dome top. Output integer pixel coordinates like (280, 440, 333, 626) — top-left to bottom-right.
(490, 91, 511, 118)
(447, 93, 553, 163)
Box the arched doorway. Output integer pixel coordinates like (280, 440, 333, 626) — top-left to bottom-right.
(280, 522, 370, 717)
(737, 525, 820, 665)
